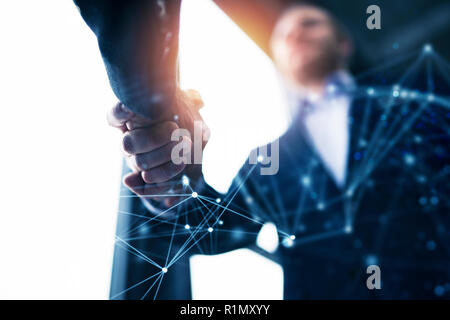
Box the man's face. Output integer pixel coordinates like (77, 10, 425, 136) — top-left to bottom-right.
(271, 6, 346, 85)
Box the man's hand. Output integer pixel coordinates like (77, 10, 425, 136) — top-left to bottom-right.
(108, 89, 209, 209)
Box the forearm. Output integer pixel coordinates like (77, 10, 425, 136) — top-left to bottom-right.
(74, 0, 181, 119)
(140, 176, 261, 256)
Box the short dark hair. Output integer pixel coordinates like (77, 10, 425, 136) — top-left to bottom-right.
(275, 3, 352, 44)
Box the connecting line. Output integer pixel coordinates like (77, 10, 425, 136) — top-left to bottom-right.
(118, 210, 186, 228)
(433, 56, 450, 89)
(115, 235, 162, 269)
(120, 231, 191, 241)
(199, 196, 290, 235)
(358, 100, 429, 187)
(166, 166, 260, 267)
(362, 55, 425, 164)
(426, 55, 434, 93)
(355, 49, 419, 81)
(167, 228, 211, 269)
(166, 168, 260, 268)
(193, 194, 216, 226)
(363, 100, 412, 167)
(211, 229, 262, 236)
(186, 184, 212, 228)
(292, 161, 315, 234)
(166, 199, 218, 267)
(118, 194, 192, 198)
(141, 272, 164, 300)
(191, 195, 219, 253)
(213, 164, 258, 223)
(115, 241, 160, 264)
(111, 272, 161, 300)
(433, 52, 450, 76)
(110, 272, 162, 300)
(153, 272, 165, 300)
(124, 196, 192, 237)
(165, 213, 179, 268)
(293, 229, 347, 247)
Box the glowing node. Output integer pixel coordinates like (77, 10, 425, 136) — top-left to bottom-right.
(430, 196, 439, 205)
(289, 235, 296, 240)
(414, 135, 422, 143)
(346, 189, 354, 197)
(282, 237, 294, 248)
(392, 90, 400, 98)
(359, 139, 367, 147)
(317, 202, 325, 210)
(344, 225, 353, 234)
(162, 267, 168, 273)
(417, 175, 427, 183)
(207, 227, 214, 233)
(182, 175, 190, 186)
(327, 84, 336, 94)
(403, 153, 415, 166)
(257, 155, 264, 163)
(367, 87, 375, 95)
(426, 240, 436, 251)
(301, 175, 311, 187)
(427, 94, 435, 102)
(173, 114, 179, 121)
(184, 224, 190, 230)
(218, 220, 224, 225)
(365, 254, 378, 266)
(434, 285, 445, 297)
(423, 43, 433, 54)
(400, 90, 408, 98)
(419, 197, 428, 206)
(139, 226, 148, 234)
(216, 198, 221, 203)
(191, 191, 198, 198)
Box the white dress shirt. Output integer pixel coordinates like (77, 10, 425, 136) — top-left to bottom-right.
(288, 71, 355, 188)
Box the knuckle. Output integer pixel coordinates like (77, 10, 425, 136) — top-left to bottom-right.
(163, 121, 179, 136)
(142, 171, 152, 184)
(134, 155, 149, 171)
(122, 133, 134, 154)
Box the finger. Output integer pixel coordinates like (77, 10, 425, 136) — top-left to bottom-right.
(185, 89, 204, 110)
(125, 114, 158, 131)
(125, 155, 139, 172)
(141, 161, 186, 184)
(122, 121, 179, 155)
(107, 102, 135, 130)
(131, 136, 191, 171)
(123, 172, 184, 203)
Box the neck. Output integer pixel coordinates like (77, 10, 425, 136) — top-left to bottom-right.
(287, 74, 327, 97)
(288, 68, 350, 97)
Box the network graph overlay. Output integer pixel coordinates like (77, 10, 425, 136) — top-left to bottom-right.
(111, 45, 450, 299)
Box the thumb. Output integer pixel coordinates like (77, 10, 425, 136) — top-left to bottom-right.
(184, 89, 204, 111)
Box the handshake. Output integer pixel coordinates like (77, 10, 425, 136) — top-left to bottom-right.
(108, 89, 210, 209)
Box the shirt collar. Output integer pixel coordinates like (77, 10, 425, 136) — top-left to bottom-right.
(284, 70, 355, 117)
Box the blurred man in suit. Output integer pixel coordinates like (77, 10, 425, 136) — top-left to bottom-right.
(106, 4, 450, 299)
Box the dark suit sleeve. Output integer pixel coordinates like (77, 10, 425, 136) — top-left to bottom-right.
(74, 0, 181, 119)
(139, 158, 264, 258)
